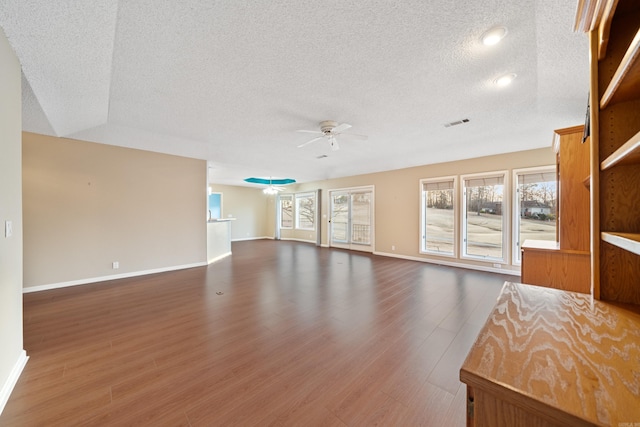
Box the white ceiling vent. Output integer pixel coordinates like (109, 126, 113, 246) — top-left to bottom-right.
(444, 119, 470, 128)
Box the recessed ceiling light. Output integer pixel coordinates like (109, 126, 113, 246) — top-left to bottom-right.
(494, 73, 517, 87)
(481, 26, 508, 46)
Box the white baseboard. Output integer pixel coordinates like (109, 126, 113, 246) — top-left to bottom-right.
(373, 251, 521, 276)
(0, 350, 28, 416)
(23, 262, 207, 293)
(279, 238, 316, 244)
(208, 251, 232, 264)
(231, 236, 273, 242)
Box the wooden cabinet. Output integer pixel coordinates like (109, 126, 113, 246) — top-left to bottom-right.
(460, 282, 640, 427)
(520, 241, 590, 293)
(583, 0, 640, 305)
(462, 3, 640, 425)
(521, 126, 590, 293)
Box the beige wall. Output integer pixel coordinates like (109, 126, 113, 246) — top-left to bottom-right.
(208, 184, 271, 241)
(292, 147, 556, 273)
(22, 133, 207, 289)
(0, 28, 25, 410)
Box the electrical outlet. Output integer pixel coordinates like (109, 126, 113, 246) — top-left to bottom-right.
(392, 245, 395, 251)
(5, 220, 12, 238)
(112, 261, 119, 269)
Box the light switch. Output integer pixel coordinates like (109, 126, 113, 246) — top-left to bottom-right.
(5, 220, 12, 238)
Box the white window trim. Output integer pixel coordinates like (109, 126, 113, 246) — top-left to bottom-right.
(511, 165, 556, 266)
(460, 170, 509, 264)
(419, 176, 457, 258)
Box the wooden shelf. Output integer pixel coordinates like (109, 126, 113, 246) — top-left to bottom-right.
(600, 128, 640, 169)
(602, 231, 640, 255)
(600, 27, 640, 108)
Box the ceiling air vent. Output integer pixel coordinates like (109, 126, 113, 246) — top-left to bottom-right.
(444, 118, 470, 128)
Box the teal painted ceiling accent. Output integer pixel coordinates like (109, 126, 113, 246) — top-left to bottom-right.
(244, 177, 296, 185)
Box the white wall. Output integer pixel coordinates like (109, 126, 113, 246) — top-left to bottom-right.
(0, 27, 27, 413)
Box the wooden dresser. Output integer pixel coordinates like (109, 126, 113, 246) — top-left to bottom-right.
(460, 282, 640, 427)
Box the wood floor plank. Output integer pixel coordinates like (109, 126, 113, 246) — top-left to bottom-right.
(1, 240, 513, 426)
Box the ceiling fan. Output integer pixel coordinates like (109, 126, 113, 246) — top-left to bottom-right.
(297, 120, 367, 151)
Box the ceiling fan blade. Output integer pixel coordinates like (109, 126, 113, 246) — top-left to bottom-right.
(296, 130, 323, 134)
(297, 136, 324, 148)
(329, 136, 340, 151)
(331, 123, 352, 134)
(340, 132, 368, 140)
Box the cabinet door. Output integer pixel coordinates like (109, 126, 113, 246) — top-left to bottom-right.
(555, 126, 590, 252)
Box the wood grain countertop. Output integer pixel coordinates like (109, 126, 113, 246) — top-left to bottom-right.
(460, 282, 640, 426)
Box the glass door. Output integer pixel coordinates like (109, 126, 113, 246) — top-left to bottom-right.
(329, 188, 373, 252)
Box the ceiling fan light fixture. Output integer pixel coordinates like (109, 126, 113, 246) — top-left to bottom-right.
(329, 136, 339, 151)
(481, 26, 508, 46)
(494, 73, 517, 87)
(263, 186, 279, 195)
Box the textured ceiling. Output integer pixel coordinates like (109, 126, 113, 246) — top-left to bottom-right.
(0, 0, 588, 187)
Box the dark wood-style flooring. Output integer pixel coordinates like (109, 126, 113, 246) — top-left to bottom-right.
(2, 240, 518, 426)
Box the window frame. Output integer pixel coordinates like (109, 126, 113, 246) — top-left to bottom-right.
(419, 176, 457, 258)
(511, 166, 557, 265)
(279, 194, 294, 230)
(460, 171, 509, 264)
(295, 192, 316, 231)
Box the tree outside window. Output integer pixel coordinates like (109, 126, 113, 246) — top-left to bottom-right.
(421, 178, 456, 256)
(514, 169, 557, 263)
(280, 195, 293, 229)
(295, 192, 315, 230)
(463, 174, 505, 260)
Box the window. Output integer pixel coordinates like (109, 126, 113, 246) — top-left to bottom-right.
(513, 168, 557, 264)
(208, 192, 222, 220)
(462, 173, 506, 261)
(295, 192, 316, 230)
(421, 177, 456, 256)
(279, 195, 293, 229)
